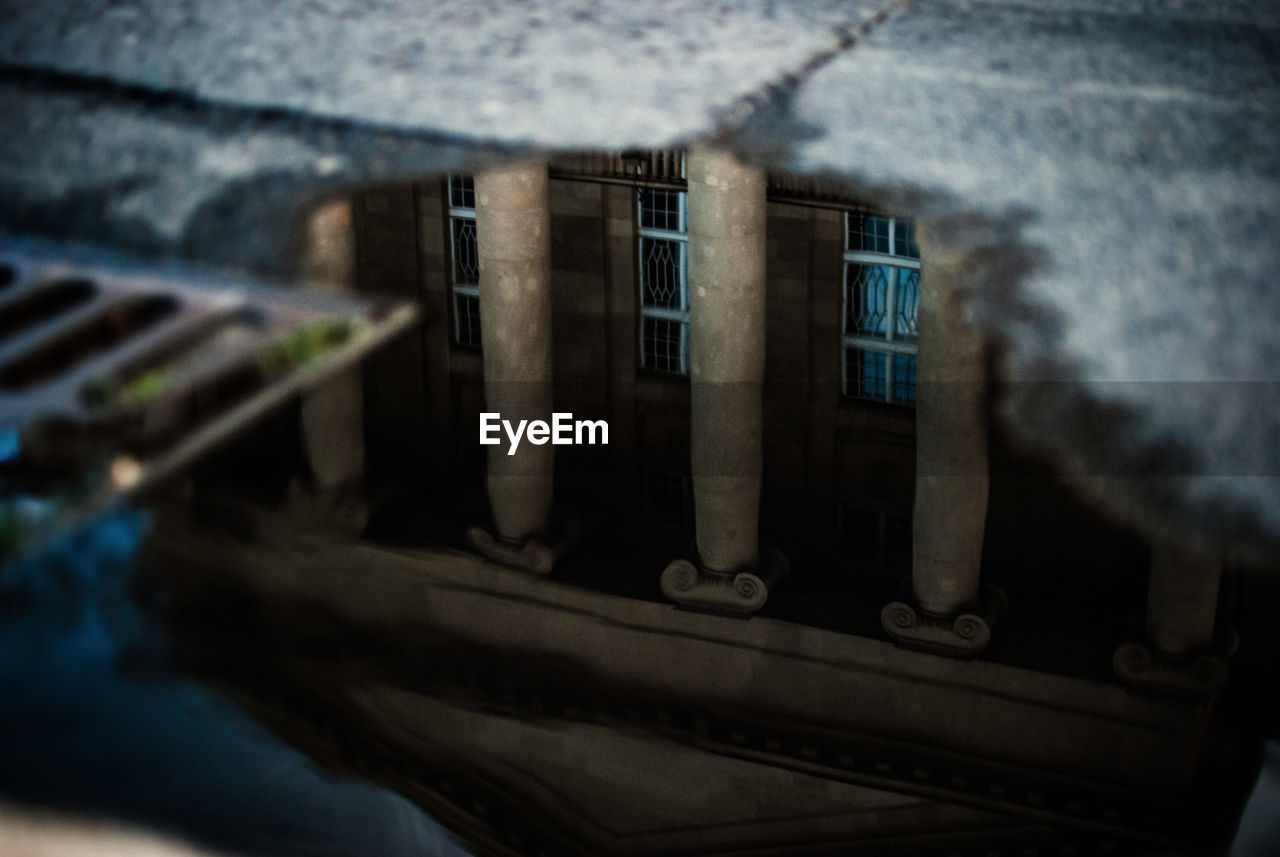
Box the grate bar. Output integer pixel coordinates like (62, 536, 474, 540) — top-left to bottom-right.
(0, 237, 417, 562)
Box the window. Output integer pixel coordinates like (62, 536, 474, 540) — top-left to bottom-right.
(644, 468, 694, 529)
(837, 502, 912, 570)
(637, 188, 689, 374)
(842, 213, 920, 405)
(448, 174, 481, 347)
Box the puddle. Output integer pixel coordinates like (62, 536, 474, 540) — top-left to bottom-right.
(0, 148, 1267, 857)
(0, 509, 470, 857)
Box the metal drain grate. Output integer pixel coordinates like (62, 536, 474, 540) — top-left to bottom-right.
(0, 238, 417, 561)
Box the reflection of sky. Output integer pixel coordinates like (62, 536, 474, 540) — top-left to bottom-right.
(1232, 740, 1280, 857)
(0, 426, 19, 463)
(0, 509, 471, 857)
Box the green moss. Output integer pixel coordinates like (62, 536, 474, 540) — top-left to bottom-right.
(119, 370, 169, 407)
(85, 368, 169, 411)
(257, 318, 357, 378)
(86, 317, 361, 410)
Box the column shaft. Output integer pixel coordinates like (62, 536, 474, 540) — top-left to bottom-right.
(475, 162, 554, 544)
(299, 199, 364, 490)
(912, 240, 989, 616)
(1147, 543, 1221, 656)
(1113, 541, 1226, 691)
(687, 148, 767, 574)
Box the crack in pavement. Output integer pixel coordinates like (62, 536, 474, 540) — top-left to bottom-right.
(707, 0, 912, 149)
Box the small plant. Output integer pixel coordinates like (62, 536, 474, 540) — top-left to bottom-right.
(84, 368, 170, 411)
(118, 370, 169, 407)
(257, 318, 358, 378)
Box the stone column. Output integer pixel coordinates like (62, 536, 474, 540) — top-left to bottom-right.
(1148, 543, 1222, 656)
(1114, 541, 1228, 692)
(660, 148, 782, 615)
(298, 199, 368, 531)
(882, 233, 1000, 654)
(464, 161, 559, 573)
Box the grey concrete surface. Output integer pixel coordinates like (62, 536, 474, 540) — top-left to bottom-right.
(0, 0, 891, 146)
(778, 0, 1280, 558)
(0, 0, 1277, 557)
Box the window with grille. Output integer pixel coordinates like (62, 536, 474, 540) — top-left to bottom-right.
(644, 468, 694, 529)
(837, 502, 912, 570)
(637, 188, 689, 374)
(448, 174, 481, 347)
(842, 213, 920, 405)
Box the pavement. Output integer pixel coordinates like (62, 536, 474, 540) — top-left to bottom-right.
(1, 0, 1277, 558)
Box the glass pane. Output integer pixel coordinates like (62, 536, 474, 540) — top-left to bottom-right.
(894, 219, 920, 259)
(885, 512, 912, 567)
(454, 293, 481, 347)
(642, 317, 686, 373)
(845, 264, 890, 336)
(845, 347, 887, 400)
(895, 268, 920, 341)
(838, 504, 880, 565)
(639, 188, 685, 232)
(449, 174, 475, 209)
(891, 353, 917, 404)
(641, 237, 684, 309)
(848, 213, 891, 254)
(451, 218, 478, 285)
(646, 470, 692, 527)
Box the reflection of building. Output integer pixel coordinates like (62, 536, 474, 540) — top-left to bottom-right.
(361, 155, 928, 599)
(353, 150, 1216, 659)
(347, 148, 1233, 671)
(842, 212, 919, 404)
(446, 174, 482, 348)
(180, 150, 1248, 854)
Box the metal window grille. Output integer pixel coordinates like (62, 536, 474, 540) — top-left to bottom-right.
(644, 468, 693, 528)
(842, 213, 920, 405)
(448, 174, 481, 347)
(454, 292, 481, 348)
(449, 173, 476, 210)
(637, 188, 689, 374)
(837, 502, 912, 570)
(884, 511, 913, 568)
(838, 503, 881, 566)
(549, 151, 868, 208)
(549, 150, 687, 185)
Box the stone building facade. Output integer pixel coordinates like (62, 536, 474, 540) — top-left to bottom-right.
(348, 152, 1187, 666)
(226, 150, 1251, 854)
